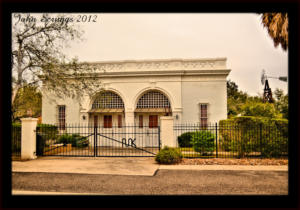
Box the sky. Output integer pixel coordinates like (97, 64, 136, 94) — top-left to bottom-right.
(61, 13, 288, 96)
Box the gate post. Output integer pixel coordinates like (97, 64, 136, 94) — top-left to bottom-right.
(160, 116, 175, 147)
(21, 118, 38, 160)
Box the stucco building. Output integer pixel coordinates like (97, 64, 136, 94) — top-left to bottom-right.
(42, 57, 231, 129)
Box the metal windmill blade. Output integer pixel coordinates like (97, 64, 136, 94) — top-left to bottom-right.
(261, 69, 266, 85)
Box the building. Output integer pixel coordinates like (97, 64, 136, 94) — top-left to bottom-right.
(42, 58, 231, 129)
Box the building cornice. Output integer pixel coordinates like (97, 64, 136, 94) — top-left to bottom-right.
(90, 69, 231, 78)
(77, 57, 229, 74)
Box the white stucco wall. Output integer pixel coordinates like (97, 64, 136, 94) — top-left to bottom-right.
(42, 90, 81, 124)
(181, 76, 227, 124)
(41, 58, 230, 125)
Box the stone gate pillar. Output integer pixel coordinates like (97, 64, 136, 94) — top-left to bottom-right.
(21, 118, 38, 160)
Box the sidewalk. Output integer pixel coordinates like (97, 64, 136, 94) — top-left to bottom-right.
(12, 157, 288, 177)
(12, 157, 159, 176)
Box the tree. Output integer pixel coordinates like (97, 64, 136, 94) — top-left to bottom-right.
(227, 80, 288, 119)
(12, 84, 42, 122)
(261, 13, 288, 51)
(12, 13, 103, 115)
(227, 80, 248, 117)
(274, 88, 288, 119)
(241, 101, 282, 118)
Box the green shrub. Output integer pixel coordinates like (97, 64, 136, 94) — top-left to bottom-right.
(191, 131, 215, 155)
(57, 134, 89, 148)
(177, 132, 194, 147)
(219, 116, 288, 158)
(36, 124, 58, 141)
(155, 146, 183, 164)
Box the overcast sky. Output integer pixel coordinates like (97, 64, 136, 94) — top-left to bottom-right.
(62, 13, 288, 96)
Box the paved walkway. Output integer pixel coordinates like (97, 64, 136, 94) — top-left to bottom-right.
(12, 157, 159, 176)
(12, 157, 288, 177)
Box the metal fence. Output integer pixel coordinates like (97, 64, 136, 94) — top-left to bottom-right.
(173, 123, 288, 158)
(36, 123, 160, 157)
(12, 124, 21, 159)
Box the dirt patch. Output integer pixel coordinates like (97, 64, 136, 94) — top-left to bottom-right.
(177, 158, 288, 165)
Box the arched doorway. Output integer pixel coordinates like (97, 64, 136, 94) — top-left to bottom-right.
(134, 90, 171, 147)
(89, 91, 125, 128)
(135, 90, 172, 126)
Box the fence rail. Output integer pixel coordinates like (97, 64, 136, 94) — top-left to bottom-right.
(12, 124, 21, 159)
(36, 123, 160, 157)
(12, 121, 288, 159)
(174, 123, 288, 158)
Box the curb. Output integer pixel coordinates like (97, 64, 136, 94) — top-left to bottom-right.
(12, 190, 108, 195)
(158, 165, 288, 171)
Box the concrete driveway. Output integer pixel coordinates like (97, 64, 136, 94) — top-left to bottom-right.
(12, 156, 159, 176)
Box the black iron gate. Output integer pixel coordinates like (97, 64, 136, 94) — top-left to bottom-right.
(36, 124, 160, 157)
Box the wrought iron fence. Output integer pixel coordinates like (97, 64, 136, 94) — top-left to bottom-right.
(173, 123, 288, 158)
(36, 123, 160, 157)
(12, 124, 21, 159)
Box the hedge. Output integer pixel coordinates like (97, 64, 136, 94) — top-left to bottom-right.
(219, 116, 288, 158)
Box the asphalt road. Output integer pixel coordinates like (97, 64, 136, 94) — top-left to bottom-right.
(12, 169, 288, 195)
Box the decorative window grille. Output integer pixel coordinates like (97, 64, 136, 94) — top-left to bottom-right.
(92, 92, 124, 109)
(137, 91, 171, 108)
(57, 105, 66, 130)
(199, 104, 208, 127)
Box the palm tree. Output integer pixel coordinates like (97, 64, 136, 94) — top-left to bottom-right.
(261, 13, 288, 51)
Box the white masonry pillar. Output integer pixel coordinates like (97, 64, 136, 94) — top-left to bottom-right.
(160, 116, 176, 147)
(125, 111, 135, 146)
(21, 118, 38, 160)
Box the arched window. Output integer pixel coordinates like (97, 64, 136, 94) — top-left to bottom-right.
(136, 91, 171, 108)
(92, 91, 124, 109)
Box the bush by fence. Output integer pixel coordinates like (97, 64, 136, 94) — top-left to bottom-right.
(155, 146, 183, 164)
(177, 132, 194, 147)
(57, 134, 89, 148)
(174, 118, 288, 158)
(191, 131, 215, 155)
(219, 117, 288, 158)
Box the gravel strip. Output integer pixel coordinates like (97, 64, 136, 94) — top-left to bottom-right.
(177, 158, 288, 165)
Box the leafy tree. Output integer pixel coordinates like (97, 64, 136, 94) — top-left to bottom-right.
(12, 84, 42, 122)
(274, 88, 288, 119)
(12, 13, 104, 118)
(227, 80, 287, 119)
(241, 101, 282, 118)
(12, 14, 104, 101)
(227, 80, 248, 118)
(261, 13, 288, 51)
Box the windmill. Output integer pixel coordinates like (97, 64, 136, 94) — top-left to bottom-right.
(261, 69, 287, 103)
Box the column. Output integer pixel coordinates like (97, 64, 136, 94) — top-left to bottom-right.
(125, 111, 135, 147)
(21, 118, 38, 160)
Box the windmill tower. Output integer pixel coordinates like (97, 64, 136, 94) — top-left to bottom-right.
(261, 70, 274, 103)
(261, 69, 288, 103)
